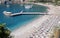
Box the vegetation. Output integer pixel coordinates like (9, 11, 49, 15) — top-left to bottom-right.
(50, 26, 60, 38)
(29, 0, 60, 5)
(53, 0, 60, 5)
(53, 27, 60, 38)
(0, 23, 11, 38)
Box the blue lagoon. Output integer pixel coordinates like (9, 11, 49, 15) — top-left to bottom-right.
(0, 4, 48, 30)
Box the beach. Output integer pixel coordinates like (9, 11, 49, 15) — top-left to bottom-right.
(10, 3, 60, 38)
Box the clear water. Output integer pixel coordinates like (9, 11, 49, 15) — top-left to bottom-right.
(0, 4, 48, 31)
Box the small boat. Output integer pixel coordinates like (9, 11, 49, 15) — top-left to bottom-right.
(25, 5, 32, 9)
(3, 11, 23, 16)
(3, 11, 12, 16)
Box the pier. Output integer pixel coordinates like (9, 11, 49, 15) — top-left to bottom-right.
(11, 11, 23, 16)
(3, 11, 51, 16)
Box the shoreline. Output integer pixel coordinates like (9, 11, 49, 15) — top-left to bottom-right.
(11, 15, 42, 31)
(11, 3, 49, 32)
(11, 15, 49, 38)
(10, 3, 57, 38)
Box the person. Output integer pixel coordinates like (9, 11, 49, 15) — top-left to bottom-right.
(9, 0, 11, 1)
(4, 1, 7, 4)
(0, 1, 1, 4)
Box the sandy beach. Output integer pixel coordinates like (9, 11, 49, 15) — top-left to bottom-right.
(10, 3, 60, 38)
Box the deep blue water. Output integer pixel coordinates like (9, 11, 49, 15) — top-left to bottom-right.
(0, 4, 48, 31)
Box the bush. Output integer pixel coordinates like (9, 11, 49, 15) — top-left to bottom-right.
(0, 23, 11, 38)
(57, 1, 60, 6)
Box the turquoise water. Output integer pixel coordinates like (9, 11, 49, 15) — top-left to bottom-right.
(0, 4, 48, 30)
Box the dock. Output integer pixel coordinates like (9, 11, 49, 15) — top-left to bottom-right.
(3, 11, 51, 16)
(11, 11, 23, 16)
(10, 12, 50, 16)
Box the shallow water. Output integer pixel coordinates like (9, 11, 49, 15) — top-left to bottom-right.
(0, 4, 48, 30)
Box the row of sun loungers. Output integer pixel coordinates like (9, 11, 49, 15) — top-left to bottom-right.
(26, 15, 60, 38)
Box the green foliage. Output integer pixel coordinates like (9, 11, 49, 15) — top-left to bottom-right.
(35, 0, 41, 2)
(0, 23, 11, 38)
(54, 0, 60, 5)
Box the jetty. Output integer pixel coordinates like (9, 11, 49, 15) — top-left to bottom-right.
(11, 11, 23, 16)
(3, 11, 51, 16)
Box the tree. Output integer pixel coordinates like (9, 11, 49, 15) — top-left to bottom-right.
(35, 0, 41, 2)
(0, 23, 11, 38)
(55, 0, 60, 5)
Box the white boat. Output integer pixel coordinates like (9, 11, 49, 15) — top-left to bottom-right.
(25, 5, 33, 9)
(3, 10, 23, 16)
(3, 11, 12, 16)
